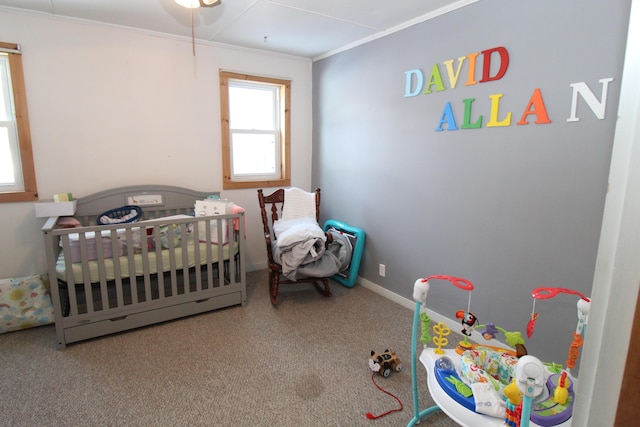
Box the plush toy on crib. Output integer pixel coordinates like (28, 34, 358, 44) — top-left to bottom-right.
(369, 349, 403, 377)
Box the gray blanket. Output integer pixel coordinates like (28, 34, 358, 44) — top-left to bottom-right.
(273, 230, 352, 281)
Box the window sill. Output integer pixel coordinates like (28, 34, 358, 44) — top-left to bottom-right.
(223, 178, 291, 190)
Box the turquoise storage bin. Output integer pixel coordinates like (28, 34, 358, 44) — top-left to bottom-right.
(323, 219, 365, 288)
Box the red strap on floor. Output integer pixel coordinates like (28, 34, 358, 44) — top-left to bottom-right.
(365, 372, 403, 420)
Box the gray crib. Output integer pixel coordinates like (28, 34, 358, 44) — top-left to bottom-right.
(41, 185, 246, 349)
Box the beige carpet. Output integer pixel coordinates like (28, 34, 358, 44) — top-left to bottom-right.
(0, 269, 461, 427)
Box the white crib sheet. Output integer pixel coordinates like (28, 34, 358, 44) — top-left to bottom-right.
(56, 240, 238, 284)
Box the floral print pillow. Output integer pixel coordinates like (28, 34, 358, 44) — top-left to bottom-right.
(0, 274, 54, 333)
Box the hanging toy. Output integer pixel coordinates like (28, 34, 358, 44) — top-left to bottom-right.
(413, 275, 475, 347)
(528, 288, 590, 339)
(432, 322, 451, 355)
(553, 371, 570, 405)
(456, 310, 479, 336)
(566, 333, 584, 370)
(480, 323, 500, 340)
(477, 322, 526, 348)
(529, 287, 591, 373)
(420, 313, 432, 346)
(526, 313, 539, 339)
(565, 297, 590, 372)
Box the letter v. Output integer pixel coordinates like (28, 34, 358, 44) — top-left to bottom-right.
(443, 56, 466, 89)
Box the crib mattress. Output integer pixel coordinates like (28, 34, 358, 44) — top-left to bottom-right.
(66, 229, 126, 262)
(56, 240, 238, 284)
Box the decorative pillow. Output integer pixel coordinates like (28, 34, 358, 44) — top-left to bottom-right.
(281, 187, 316, 221)
(273, 216, 326, 248)
(196, 219, 228, 245)
(0, 274, 54, 334)
(138, 215, 195, 248)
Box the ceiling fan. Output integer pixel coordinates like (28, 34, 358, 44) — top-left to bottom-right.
(174, 0, 222, 55)
(175, 0, 221, 7)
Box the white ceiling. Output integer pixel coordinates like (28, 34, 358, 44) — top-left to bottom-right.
(0, 0, 474, 59)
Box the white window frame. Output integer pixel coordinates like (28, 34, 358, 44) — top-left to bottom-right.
(228, 80, 281, 181)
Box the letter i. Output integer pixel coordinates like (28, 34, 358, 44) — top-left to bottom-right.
(465, 52, 479, 86)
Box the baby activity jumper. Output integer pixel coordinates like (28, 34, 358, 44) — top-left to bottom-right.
(408, 275, 589, 427)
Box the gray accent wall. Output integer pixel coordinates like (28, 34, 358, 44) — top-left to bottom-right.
(312, 0, 632, 366)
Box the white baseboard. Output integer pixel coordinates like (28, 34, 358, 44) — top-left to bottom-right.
(357, 276, 509, 349)
(247, 262, 267, 272)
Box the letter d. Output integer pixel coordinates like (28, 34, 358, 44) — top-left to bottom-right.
(404, 69, 424, 97)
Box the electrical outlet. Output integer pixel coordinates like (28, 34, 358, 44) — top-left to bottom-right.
(379, 264, 386, 277)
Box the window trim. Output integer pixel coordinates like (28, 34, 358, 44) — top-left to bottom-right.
(0, 42, 38, 203)
(220, 71, 291, 190)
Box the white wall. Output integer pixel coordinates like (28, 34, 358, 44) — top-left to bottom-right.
(0, 8, 313, 278)
(574, 1, 640, 425)
(312, 0, 630, 369)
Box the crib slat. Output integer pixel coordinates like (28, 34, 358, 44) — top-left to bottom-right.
(171, 224, 185, 295)
(153, 226, 165, 300)
(108, 229, 124, 309)
(60, 235, 79, 317)
(166, 225, 178, 297)
(124, 228, 138, 305)
(79, 233, 97, 314)
(204, 220, 214, 290)
(237, 212, 246, 286)
(139, 227, 152, 303)
(218, 219, 225, 286)
(178, 224, 189, 293)
(191, 221, 203, 292)
(91, 232, 107, 313)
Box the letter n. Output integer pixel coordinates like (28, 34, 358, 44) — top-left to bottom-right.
(567, 78, 614, 122)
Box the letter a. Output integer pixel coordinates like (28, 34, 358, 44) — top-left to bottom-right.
(436, 102, 459, 131)
(517, 88, 551, 125)
(424, 64, 446, 94)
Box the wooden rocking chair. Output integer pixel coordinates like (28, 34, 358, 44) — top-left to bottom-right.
(257, 188, 333, 305)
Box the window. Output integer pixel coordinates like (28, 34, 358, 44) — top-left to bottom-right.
(220, 71, 290, 190)
(0, 42, 37, 203)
